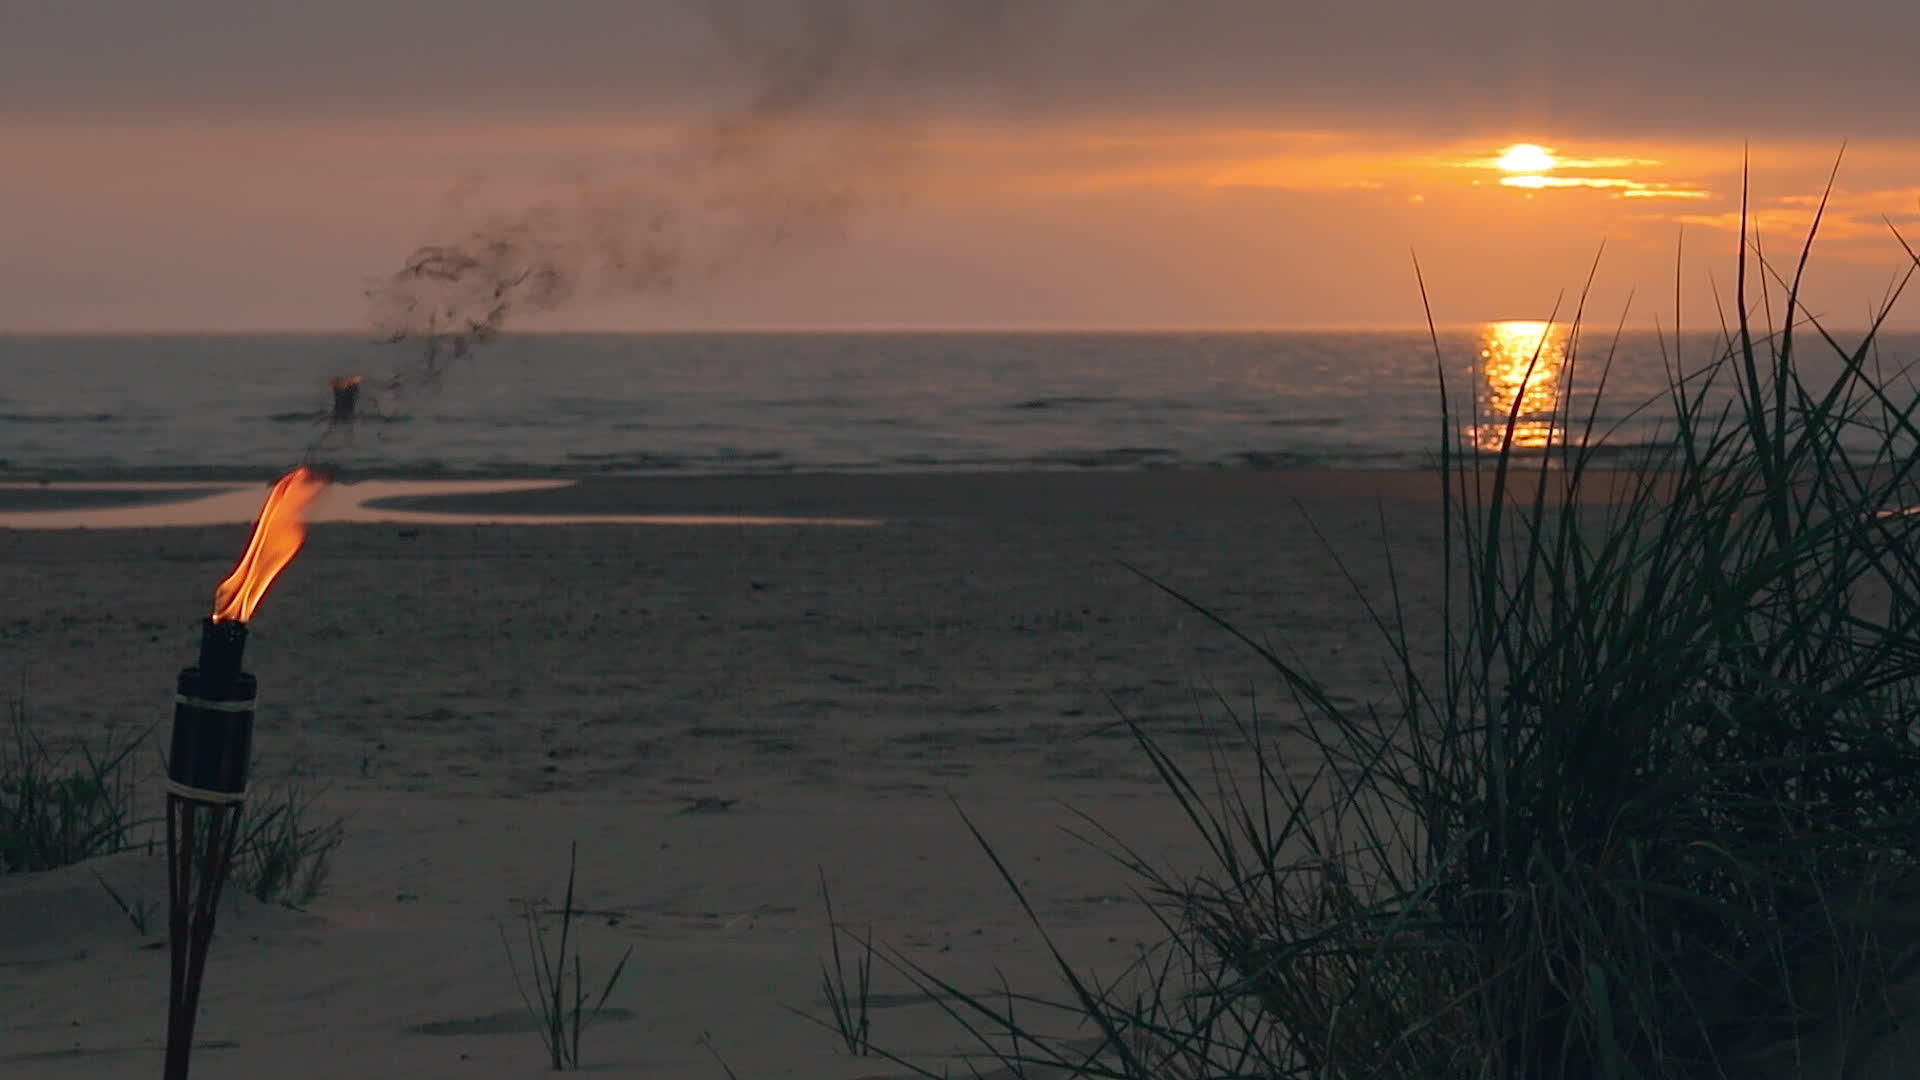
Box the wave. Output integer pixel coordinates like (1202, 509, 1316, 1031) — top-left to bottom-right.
(1008, 395, 1116, 410)
(0, 412, 123, 423)
(1569, 440, 1682, 458)
(1233, 450, 1320, 469)
(268, 411, 413, 423)
(889, 446, 1432, 472)
(561, 448, 788, 470)
(3, 448, 1449, 480)
(1035, 446, 1176, 468)
(755, 394, 862, 410)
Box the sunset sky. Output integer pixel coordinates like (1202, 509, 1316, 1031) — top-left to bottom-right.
(7, 0, 1920, 332)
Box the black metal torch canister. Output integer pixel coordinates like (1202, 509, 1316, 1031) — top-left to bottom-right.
(163, 617, 256, 1080)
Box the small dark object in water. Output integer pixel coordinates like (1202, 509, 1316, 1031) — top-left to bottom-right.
(329, 375, 365, 424)
(310, 374, 376, 454)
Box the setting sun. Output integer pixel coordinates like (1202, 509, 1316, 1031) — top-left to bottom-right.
(1495, 143, 1557, 173)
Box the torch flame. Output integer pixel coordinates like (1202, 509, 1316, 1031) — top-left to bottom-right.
(210, 466, 331, 623)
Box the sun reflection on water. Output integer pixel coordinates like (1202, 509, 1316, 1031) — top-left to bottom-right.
(1475, 320, 1567, 451)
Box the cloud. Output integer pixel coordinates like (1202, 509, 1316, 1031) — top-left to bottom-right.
(1669, 187, 1920, 243)
(1457, 153, 1666, 171)
(10, 1, 1920, 138)
(1499, 175, 1710, 199)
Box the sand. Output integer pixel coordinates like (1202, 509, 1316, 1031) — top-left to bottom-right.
(1, 470, 1906, 1077)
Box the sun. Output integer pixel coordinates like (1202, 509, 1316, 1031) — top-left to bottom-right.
(1494, 143, 1557, 173)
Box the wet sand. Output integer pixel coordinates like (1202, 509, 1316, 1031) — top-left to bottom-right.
(0, 483, 243, 512)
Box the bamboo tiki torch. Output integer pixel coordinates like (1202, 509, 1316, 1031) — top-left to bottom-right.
(164, 466, 329, 1080)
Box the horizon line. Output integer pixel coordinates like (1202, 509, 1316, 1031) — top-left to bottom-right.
(0, 322, 1887, 337)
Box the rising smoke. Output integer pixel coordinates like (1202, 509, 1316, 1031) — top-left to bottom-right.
(362, 0, 1022, 383)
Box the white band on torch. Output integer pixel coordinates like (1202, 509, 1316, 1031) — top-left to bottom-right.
(175, 694, 257, 713)
(165, 779, 248, 805)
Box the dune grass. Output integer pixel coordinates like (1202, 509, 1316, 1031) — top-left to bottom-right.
(0, 689, 151, 874)
(501, 841, 634, 1071)
(1, 682, 342, 917)
(81, 777, 344, 936)
(231, 775, 345, 908)
(788, 870, 877, 1055)
(891, 182, 1920, 1078)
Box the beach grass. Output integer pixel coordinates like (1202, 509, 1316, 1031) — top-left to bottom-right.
(231, 775, 345, 908)
(788, 869, 876, 1055)
(500, 841, 634, 1071)
(94, 866, 159, 934)
(0, 688, 151, 875)
(895, 180, 1920, 1077)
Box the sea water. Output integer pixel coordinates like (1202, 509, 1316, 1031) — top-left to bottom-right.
(2, 328, 1907, 477)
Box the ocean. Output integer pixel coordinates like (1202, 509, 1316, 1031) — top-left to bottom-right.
(2, 327, 1911, 478)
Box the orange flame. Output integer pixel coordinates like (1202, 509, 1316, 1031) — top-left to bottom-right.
(211, 466, 331, 623)
(329, 375, 365, 391)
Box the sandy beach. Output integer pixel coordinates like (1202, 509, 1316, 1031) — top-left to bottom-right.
(0, 469, 1468, 1078)
(12, 1, 1919, 1073)
(12, 465, 1920, 1079)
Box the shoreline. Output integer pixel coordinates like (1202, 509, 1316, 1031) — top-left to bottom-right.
(0, 466, 1682, 523)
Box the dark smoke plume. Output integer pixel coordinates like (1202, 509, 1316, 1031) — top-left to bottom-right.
(364, 0, 1018, 382)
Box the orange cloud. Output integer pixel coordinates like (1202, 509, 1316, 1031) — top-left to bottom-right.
(1669, 187, 1920, 243)
(1499, 175, 1709, 198)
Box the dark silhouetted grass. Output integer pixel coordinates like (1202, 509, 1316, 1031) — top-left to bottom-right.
(95, 867, 159, 934)
(0, 690, 152, 874)
(231, 776, 345, 907)
(890, 170, 1920, 1078)
(787, 869, 876, 1055)
(501, 841, 634, 1070)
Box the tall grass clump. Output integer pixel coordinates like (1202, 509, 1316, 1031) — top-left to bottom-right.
(1, 691, 151, 874)
(231, 777, 345, 907)
(906, 187, 1920, 1077)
